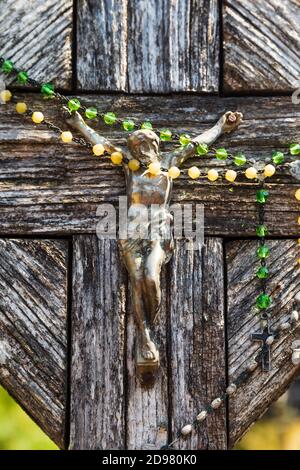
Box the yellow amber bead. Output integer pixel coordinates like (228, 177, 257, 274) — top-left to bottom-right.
(295, 189, 300, 201)
(298, 238, 300, 244)
(111, 151, 123, 165)
(92, 143, 105, 156)
(207, 169, 219, 182)
(264, 164, 276, 177)
(128, 159, 140, 171)
(61, 131, 73, 143)
(188, 166, 200, 179)
(225, 169, 237, 182)
(32, 111, 44, 124)
(0, 89, 12, 102)
(245, 167, 257, 179)
(168, 166, 181, 179)
(148, 161, 161, 175)
(298, 216, 300, 225)
(16, 102, 27, 114)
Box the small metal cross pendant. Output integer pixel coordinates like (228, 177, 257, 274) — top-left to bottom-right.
(251, 325, 277, 372)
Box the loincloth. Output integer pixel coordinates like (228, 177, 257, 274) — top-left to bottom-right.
(118, 205, 174, 263)
(118, 235, 174, 265)
(125, 205, 173, 239)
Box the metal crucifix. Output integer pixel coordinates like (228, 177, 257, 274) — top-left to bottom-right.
(67, 109, 243, 386)
(251, 323, 278, 372)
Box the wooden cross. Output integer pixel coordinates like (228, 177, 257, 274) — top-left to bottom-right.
(251, 325, 277, 372)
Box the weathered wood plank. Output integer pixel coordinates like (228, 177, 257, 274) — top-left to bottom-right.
(0, 0, 73, 89)
(77, 0, 128, 91)
(189, 0, 220, 92)
(77, 0, 219, 92)
(70, 236, 127, 449)
(0, 94, 299, 235)
(128, 0, 220, 92)
(0, 238, 68, 448)
(169, 239, 227, 449)
(227, 239, 300, 447)
(126, 269, 168, 450)
(223, 0, 300, 92)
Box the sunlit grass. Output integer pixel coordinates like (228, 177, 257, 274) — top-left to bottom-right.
(0, 386, 58, 450)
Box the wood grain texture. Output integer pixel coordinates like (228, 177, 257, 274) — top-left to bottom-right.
(0, 94, 299, 235)
(227, 239, 300, 447)
(189, 0, 219, 92)
(77, 0, 219, 92)
(126, 270, 168, 450)
(127, 0, 219, 92)
(169, 239, 227, 449)
(70, 237, 227, 449)
(70, 236, 127, 449)
(0, 0, 73, 89)
(223, 0, 300, 92)
(77, 0, 128, 91)
(0, 238, 68, 448)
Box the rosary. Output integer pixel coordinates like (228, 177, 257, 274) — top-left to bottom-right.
(1, 57, 300, 449)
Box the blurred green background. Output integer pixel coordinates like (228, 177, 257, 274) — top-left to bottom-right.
(0, 386, 57, 450)
(0, 379, 300, 450)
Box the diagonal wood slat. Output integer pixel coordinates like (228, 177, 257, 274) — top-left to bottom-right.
(227, 239, 300, 447)
(223, 0, 300, 92)
(0, 0, 73, 89)
(0, 238, 68, 448)
(70, 236, 127, 449)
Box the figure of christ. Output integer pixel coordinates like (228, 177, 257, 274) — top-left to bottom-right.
(67, 110, 243, 385)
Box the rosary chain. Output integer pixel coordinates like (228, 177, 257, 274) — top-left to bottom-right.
(0, 56, 196, 141)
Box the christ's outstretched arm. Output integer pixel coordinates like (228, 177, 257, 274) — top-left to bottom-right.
(66, 111, 123, 154)
(161, 111, 243, 169)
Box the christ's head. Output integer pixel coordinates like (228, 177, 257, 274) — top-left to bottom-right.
(127, 129, 160, 165)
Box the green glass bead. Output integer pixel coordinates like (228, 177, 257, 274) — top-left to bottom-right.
(196, 143, 209, 155)
(256, 266, 269, 279)
(68, 98, 81, 111)
(272, 151, 285, 165)
(290, 143, 300, 155)
(85, 107, 98, 119)
(103, 112, 117, 125)
(123, 119, 135, 132)
(141, 121, 153, 130)
(256, 293, 271, 310)
(41, 83, 55, 97)
(179, 134, 191, 146)
(234, 153, 247, 166)
(215, 148, 228, 160)
(257, 245, 270, 259)
(256, 189, 269, 204)
(17, 71, 28, 84)
(1, 59, 13, 73)
(256, 225, 268, 237)
(160, 129, 172, 141)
